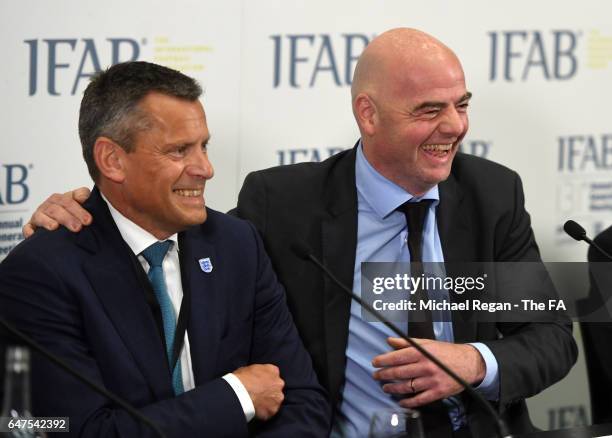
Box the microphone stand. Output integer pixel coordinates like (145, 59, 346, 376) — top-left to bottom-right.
(0, 317, 167, 438)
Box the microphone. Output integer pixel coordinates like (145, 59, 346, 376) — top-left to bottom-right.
(563, 220, 612, 261)
(0, 317, 167, 438)
(563, 220, 590, 244)
(291, 241, 513, 438)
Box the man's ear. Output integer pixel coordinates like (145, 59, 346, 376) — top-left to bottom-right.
(353, 93, 378, 137)
(93, 137, 126, 183)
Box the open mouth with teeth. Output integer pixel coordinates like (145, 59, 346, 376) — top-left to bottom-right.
(421, 143, 454, 158)
(173, 189, 203, 197)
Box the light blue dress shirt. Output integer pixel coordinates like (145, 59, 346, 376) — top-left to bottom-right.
(332, 144, 499, 437)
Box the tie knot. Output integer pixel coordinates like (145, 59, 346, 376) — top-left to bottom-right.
(141, 241, 172, 267)
(397, 199, 433, 233)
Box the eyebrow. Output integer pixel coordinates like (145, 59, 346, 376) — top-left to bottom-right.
(165, 135, 211, 150)
(412, 91, 473, 112)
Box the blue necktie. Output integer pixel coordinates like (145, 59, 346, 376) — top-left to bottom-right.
(141, 241, 185, 395)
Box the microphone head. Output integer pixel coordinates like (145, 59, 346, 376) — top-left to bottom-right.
(290, 241, 312, 260)
(564, 220, 587, 241)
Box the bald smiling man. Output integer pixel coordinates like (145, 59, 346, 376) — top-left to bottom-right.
(25, 28, 577, 438)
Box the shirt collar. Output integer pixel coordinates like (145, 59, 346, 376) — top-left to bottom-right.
(100, 192, 178, 256)
(355, 141, 440, 219)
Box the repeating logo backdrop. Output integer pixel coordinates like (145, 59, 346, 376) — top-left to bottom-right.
(2, 0, 610, 429)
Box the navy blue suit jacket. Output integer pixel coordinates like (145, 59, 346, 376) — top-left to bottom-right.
(0, 188, 329, 437)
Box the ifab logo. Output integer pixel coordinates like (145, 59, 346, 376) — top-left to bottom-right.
(557, 134, 612, 172)
(556, 134, 612, 219)
(488, 30, 580, 81)
(276, 146, 346, 165)
(270, 33, 374, 88)
(25, 38, 143, 96)
(0, 164, 31, 205)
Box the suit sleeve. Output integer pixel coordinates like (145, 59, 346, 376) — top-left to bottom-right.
(244, 221, 331, 437)
(0, 243, 251, 438)
(580, 229, 612, 422)
(234, 171, 268, 235)
(480, 172, 577, 411)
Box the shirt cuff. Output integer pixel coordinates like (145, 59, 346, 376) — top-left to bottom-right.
(222, 373, 256, 422)
(468, 342, 500, 401)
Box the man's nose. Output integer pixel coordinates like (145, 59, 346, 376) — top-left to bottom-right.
(186, 148, 214, 180)
(439, 106, 467, 138)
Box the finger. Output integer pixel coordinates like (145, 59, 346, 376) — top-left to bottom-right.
(373, 363, 422, 381)
(265, 364, 280, 376)
(258, 410, 272, 421)
(22, 221, 47, 238)
(22, 223, 33, 239)
(387, 337, 410, 349)
(270, 397, 283, 417)
(71, 187, 91, 203)
(387, 337, 434, 350)
(27, 210, 60, 233)
(42, 203, 84, 232)
(384, 376, 435, 395)
(71, 188, 93, 224)
(30, 193, 78, 231)
(54, 190, 91, 225)
(372, 347, 419, 368)
(399, 390, 441, 408)
(381, 380, 414, 395)
(63, 201, 92, 226)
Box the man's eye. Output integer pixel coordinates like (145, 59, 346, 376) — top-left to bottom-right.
(457, 102, 470, 112)
(170, 147, 188, 157)
(421, 109, 440, 118)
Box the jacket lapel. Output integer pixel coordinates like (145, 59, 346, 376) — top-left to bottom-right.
(177, 225, 220, 383)
(320, 146, 359, 393)
(79, 188, 172, 400)
(437, 173, 477, 343)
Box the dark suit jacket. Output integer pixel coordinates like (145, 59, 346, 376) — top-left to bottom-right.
(235, 147, 577, 437)
(580, 226, 612, 423)
(0, 188, 330, 437)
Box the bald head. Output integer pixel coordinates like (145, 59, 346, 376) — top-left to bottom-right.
(350, 28, 469, 196)
(351, 28, 460, 102)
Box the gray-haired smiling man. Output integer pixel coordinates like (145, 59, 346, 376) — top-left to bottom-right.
(0, 60, 329, 437)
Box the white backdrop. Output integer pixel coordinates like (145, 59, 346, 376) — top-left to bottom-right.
(2, 0, 611, 430)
